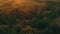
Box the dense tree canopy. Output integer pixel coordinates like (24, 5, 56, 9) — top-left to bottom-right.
(0, 0, 60, 34)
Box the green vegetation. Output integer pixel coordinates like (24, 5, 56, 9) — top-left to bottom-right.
(0, 1, 60, 34)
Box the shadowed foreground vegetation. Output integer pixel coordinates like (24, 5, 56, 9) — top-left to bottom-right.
(0, 0, 60, 34)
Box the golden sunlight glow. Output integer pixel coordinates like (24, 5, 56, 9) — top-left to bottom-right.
(13, 0, 22, 5)
(0, 0, 47, 15)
